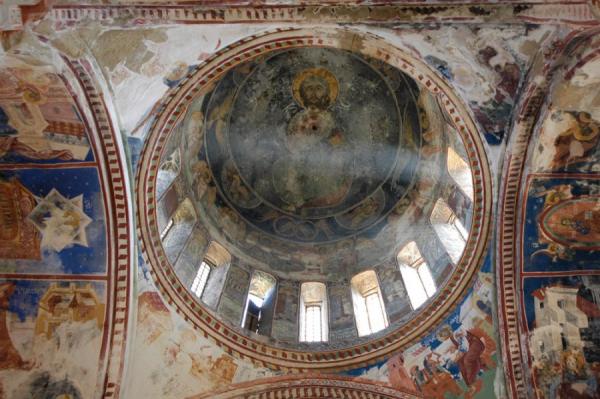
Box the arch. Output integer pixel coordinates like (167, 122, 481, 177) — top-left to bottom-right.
(496, 30, 600, 398)
(190, 374, 423, 399)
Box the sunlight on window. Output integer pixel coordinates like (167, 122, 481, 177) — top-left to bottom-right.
(191, 261, 211, 298)
(299, 282, 328, 342)
(447, 147, 473, 201)
(304, 305, 323, 343)
(351, 270, 389, 337)
(418, 262, 437, 297)
(430, 198, 468, 264)
(242, 271, 277, 333)
(398, 242, 437, 310)
(157, 148, 181, 200)
(159, 218, 174, 240)
(365, 292, 387, 333)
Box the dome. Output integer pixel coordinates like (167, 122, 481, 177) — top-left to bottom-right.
(137, 28, 491, 371)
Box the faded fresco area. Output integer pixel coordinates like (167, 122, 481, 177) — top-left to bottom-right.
(0, 54, 110, 398)
(127, 255, 277, 399)
(523, 276, 600, 399)
(0, 281, 106, 399)
(517, 37, 600, 399)
(0, 57, 92, 163)
(531, 48, 600, 174)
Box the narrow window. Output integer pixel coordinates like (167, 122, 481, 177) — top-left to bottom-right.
(195, 241, 231, 309)
(160, 218, 174, 240)
(365, 292, 387, 333)
(191, 261, 211, 298)
(398, 242, 437, 310)
(242, 271, 276, 334)
(447, 147, 473, 201)
(299, 282, 328, 342)
(351, 271, 389, 336)
(157, 148, 181, 200)
(304, 305, 322, 343)
(430, 198, 468, 264)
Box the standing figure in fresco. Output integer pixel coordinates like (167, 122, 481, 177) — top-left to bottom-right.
(550, 111, 600, 170)
(0, 282, 30, 370)
(272, 68, 353, 211)
(387, 354, 418, 392)
(450, 329, 485, 396)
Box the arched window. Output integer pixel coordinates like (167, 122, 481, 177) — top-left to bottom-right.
(191, 241, 231, 300)
(430, 198, 468, 264)
(160, 198, 197, 262)
(191, 261, 211, 298)
(398, 242, 436, 310)
(299, 282, 328, 342)
(242, 271, 277, 334)
(447, 147, 473, 201)
(156, 148, 180, 200)
(351, 270, 388, 337)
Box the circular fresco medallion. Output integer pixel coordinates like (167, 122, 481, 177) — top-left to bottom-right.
(204, 47, 421, 244)
(540, 196, 600, 249)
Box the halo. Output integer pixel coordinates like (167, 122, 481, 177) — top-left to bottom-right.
(292, 68, 339, 108)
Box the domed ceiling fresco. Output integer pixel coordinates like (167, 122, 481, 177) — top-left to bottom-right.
(136, 27, 492, 369)
(0, 2, 599, 399)
(191, 44, 430, 278)
(210, 47, 417, 242)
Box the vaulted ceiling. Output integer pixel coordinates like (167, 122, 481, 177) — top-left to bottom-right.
(0, 2, 599, 399)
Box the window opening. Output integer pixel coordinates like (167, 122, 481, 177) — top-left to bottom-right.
(157, 148, 181, 200)
(191, 261, 211, 299)
(299, 282, 328, 342)
(365, 292, 387, 333)
(430, 198, 468, 264)
(190, 241, 231, 306)
(447, 147, 473, 201)
(351, 270, 389, 337)
(160, 218, 174, 240)
(398, 242, 437, 310)
(304, 305, 322, 343)
(242, 271, 276, 334)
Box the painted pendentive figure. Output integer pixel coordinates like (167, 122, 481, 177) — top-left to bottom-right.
(550, 111, 600, 170)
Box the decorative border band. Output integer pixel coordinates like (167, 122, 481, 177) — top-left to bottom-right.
(189, 374, 422, 399)
(47, 3, 598, 27)
(63, 58, 133, 399)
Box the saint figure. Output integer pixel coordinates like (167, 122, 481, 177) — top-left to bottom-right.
(273, 68, 352, 211)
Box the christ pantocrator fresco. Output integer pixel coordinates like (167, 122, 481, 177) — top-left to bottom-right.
(274, 68, 352, 211)
(203, 47, 422, 244)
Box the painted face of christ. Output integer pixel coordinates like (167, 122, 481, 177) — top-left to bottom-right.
(300, 75, 330, 110)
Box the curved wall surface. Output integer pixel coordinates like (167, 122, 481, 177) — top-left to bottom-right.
(0, 2, 598, 399)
